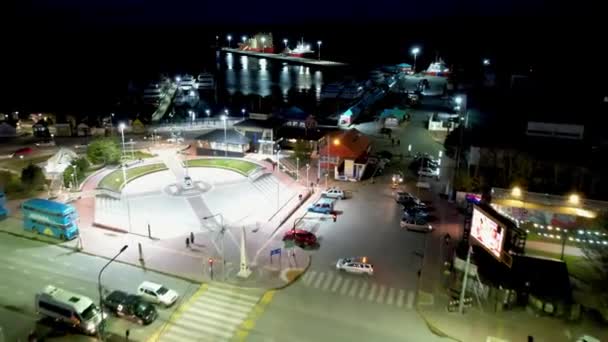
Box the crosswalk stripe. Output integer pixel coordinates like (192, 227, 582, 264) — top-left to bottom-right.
(407, 291, 415, 309)
(206, 286, 261, 302)
(303, 271, 316, 286)
(161, 327, 220, 342)
(314, 273, 325, 289)
(358, 282, 368, 299)
(396, 289, 405, 308)
(196, 295, 254, 314)
(386, 288, 395, 305)
(339, 279, 351, 295)
(367, 284, 377, 301)
(322, 273, 334, 291)
(165, 315, 234, 339)
(180, 308, 240, 330)
(331, 276, 342, 292)
(348, 281, 359, 297)
(376, 285, 386, 304)
(190, 301, 249, 320)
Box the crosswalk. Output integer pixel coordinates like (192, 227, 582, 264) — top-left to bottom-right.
(300, 271, 416, 309)
(158, 283, 263, 342)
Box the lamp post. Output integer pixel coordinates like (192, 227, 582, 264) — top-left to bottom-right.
(296, 157, 299, 182)
(306, 163, 310, 187)
(119, 123, 126, 158)
(411, 47, 420, 73)
(227, 34, 232, 48)
(98, 245, 128, 340)
(261, 37, 266, 52)
(71, 165, 78, 191)
(317, 40, 322, 60)
(241, 108, 246, 119)
(283, 38, 288, 49)
(220, 115, 228, 157)
(205, 109, 211, 117)
(242, 35, 247, 44)
(202, 213, 226, 281)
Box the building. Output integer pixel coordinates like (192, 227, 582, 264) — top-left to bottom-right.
(379, 108, 407, 128)
(195, 129, 251, 157)
(318, 129, 371, 181)
(233, 113, 284, 154)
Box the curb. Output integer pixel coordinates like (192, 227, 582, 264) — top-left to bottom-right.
(414, 304, 462, 342)
(271, 254, 312, 291)
(92, 222, 129, 234)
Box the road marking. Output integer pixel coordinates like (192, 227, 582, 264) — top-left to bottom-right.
(367, 284, 377, 301)
(76, 286, 85, 291)
(396, 290, 405, 308)
(376, 285, 386, 304)
(348, 281, 359, 297)
(406, 291, 415, 309)
(302, 271, 316, 286)
(42, 275, 51, 280)
(313, 273, 325, 289)
(358, 282, 368, 299)
(339, 279, 351, 295)
(16, 290, 24, 296)
(331, 276, 342, 292)
(386, 288, 395, 305)
(322, 273, 334, 291)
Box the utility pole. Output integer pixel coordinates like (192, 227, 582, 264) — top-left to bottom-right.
(458, 246, 473, 314)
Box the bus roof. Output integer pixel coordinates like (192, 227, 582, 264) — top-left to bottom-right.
(41, 285, 94, 314)
(23, 198, 74, 215)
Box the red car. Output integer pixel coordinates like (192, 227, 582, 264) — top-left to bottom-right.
(12, 147, 33, 158)
(283, 229, 317, 246)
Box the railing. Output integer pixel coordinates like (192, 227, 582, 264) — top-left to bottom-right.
(150, 118, 242, 132)
(491, 187, 608, 213)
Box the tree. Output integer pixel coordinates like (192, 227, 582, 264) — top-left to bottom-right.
(293, 140, 312, 164)
(63, 157, 90, 188)
(21, 164, 46, 191)
(87, 138, 121, 165)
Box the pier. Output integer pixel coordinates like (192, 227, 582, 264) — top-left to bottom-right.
(220, 48, 347, 67)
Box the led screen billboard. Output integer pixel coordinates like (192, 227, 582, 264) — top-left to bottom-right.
(471, 206, 505, 259)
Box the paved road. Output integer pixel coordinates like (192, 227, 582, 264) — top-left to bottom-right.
(0, 233, 198, 341)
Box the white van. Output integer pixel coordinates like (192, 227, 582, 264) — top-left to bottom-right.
(35, 285, 103, 335)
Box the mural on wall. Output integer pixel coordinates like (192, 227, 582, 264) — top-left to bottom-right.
(492, 204, 585, 230)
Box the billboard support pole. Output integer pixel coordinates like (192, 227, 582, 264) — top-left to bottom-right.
(458, 246, 473, 314)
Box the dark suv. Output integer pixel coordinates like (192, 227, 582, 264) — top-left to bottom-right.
(104, 290, 157, 325)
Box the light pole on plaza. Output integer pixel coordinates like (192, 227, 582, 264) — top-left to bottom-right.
(205, 109, 211, 117)
(202, 213, 226, 281)
(306, 163, 310, 187)
(98, 245, 128, 340)
(317, 40, 322, 60)
(296, 157, 299, 182)
(221, 114, 228, 157)
(119, 123, 126, 158)
(261, 36, 266, 52)
(411, 47, 420, 73)
(71, 165, 78, 191)
(227, 34, 232, 48)
(241, 108, 246, 119)
(242, 35, 247, 44)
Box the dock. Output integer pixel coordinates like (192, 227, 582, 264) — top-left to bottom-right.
(220, 48, 347, 67)
(151, 84, 177, 123)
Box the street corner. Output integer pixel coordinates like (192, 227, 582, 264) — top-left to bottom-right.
(278, 267, 306, 284)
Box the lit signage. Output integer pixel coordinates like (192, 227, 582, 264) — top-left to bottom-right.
(28, 212, 53, 224)
(471, 207, 505, 259)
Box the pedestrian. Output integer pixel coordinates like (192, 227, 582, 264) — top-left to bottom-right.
(397, 139, 400, 146)
(272, 162, 276, 171)
(299, 194, 303, 201)
(190, 232, 194, 244)
(186, 238, 190, 248)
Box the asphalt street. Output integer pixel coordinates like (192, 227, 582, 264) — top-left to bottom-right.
(0, 233, 198, 341)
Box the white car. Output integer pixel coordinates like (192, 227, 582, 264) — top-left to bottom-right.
(400, 218, 433, 232)
(137, 281, 179, 307)
(321, 187, 346, 199)
(418, 167, 439, 179)
(336, 257, 374, 276)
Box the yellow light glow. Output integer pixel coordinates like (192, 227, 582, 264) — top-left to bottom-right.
(568, 193, 580, 205)
(511, 186, 522, 197)
(333, 139, 340, 146)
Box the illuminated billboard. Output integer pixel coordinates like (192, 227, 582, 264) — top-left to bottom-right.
(471, 206, 506, 259)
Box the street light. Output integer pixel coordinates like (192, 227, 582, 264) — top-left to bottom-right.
(241, 108, 246, 119)
(483, 58, 491, 66)
(411, 47, 420, 73)
(71, 165, 78, 191)
(241, 35, 247, 43)
(568, 193, 580, 205)
(205, 109, 211, 117)
(227, 34, 232, 48)
(317, 40, 322, 60)
(98, 244, 128, 340)
(221, 115, 228, 157)
(512, 186, 522, 198)
(202, 214, 226, 281)
(283, 38, 288, 49)
(261, 37, 266, 52)
(119, 123, 126, 158)
(306, 163, 310, 187)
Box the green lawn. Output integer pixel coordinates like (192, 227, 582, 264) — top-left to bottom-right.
(97, 163, 167, 192)
(525, 249, 598, 283)
(121, 150, 156, 161)
(185, 158, 259, 175)
(0, 155, 53, 173)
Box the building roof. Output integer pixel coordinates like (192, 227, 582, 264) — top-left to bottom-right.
(196, 129, 250, 145)
(320, 129, 370, 159)
(277, 126, 338, 142)
(380, 108, 407, 120)
(233, 118, 284, 130)
(279, 106, 308, 121)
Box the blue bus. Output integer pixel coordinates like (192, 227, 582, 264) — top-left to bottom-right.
(22, 198, 79, 240)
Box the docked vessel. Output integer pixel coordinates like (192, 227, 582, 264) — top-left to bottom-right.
(239, 33, 274, 53)
(284, 39, 314, 58)
(338, 82, 365, 100)
(178, 74, 196, 90)
(143, 83, 163, 106)
(424, 59, 450, 77)
(196, 72, 215, 90)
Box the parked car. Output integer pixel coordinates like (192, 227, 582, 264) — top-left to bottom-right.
(418, 167, 439, 179)
(308, 198, 335, 214)
(400, 214, 433, 232)
(35, 140, 55, 147)
(137, 281, 179, 307)
(336, 257, 374, 276)
(104, 290, 157, 325)
(11, 147, 33, 158)
(321, 187, 346, 199)
(283, 229, 317, 247)
(404, 206, 429, 218)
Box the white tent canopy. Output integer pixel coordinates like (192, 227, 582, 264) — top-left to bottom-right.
(44, 148, 79, 175)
